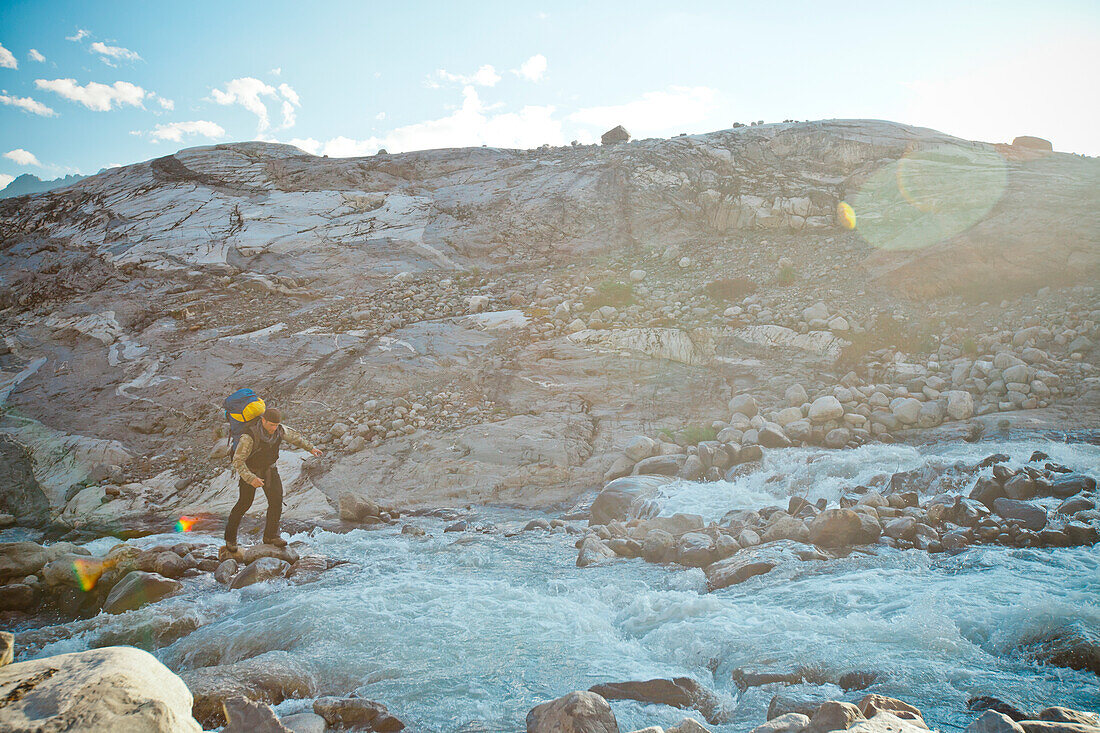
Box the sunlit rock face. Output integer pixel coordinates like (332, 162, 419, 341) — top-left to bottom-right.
(2, 120, 1092, 297)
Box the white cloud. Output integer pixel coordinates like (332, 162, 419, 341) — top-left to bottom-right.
(155, 95, 174, 110)
(568, 86, 719, 138)
(0, 43, 17, 69)
(437, 64, 501, 87)
(375, 111, 386, 120)
(28, 49, 46, 63)
(149, 120, 226, 142)
(277, 83, 300, 128)
(5, 149, 41, 166)
(271, 67, 281, 76)
(35, 78, 148, 111)
(288, 85, 563, 157)
(901, 34, 1100, 156)
(0, 93, 57, 116)
(66, 29, 90, 42)
(91, 41, 142, 65)
(211, 77, 291, 132)
(515, 54, 547, 82)
(0, 174, 14, 190)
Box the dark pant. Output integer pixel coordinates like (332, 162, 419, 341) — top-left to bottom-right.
(225, 467, 283, 544)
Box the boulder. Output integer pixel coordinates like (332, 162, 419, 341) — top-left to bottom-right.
(785, 385, 809, 407)
(102, 570, 183, 614)
(624, 436, 659, 462)
(807, 701, 865, 733)
(527, 691, 619, 733)
(676, 533, 715, 567)
(590, 677, 725, 725)
(229, 557, 291, 589)
(589, 476, 667, 526)
(858, 695, 925, 726)
(762, 515, 810, 543)
(825, 428, 850, 449)
(0, 541, 49, 581)
(970, 478, 1005, 509)
(992, 498, 1047, 531)
(633, 455, 686, 477)
(891, 398, 923, 426)
(223, 695, 293, 733)
(1037, 709, 1100, 727)
(752, 713, 812, 733)
(967, 711, 1027, 733)
(1018, 724, 1100, 733)
(313, 696, 405, 731)
(1049, 474, 1096, 498)
(730, 395, 759, 418)
(809, 396, 844, 423)
(0, 646, 203, 732)
(281, 711, 327, 733)
(641, 529, 675, 563)
(705, 540, 824, 591)
(577, 537, 617, 567)
(1012, 136, 1052, 151)
(1002, 475, 1037, 500)
(944, 390, 975, 420)
(339, 493, 381, 522)
(181, 651, 318, 728)
(759, 425, 792, 448)
(809, 509, 869, 547)
(848, 713, 931, 733)
(0, 631, 12, 667)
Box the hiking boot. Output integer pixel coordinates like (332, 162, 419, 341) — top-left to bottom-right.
(220, 543, 244, 561)
(263, 536, 288, 548)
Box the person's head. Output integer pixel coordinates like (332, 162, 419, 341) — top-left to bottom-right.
(261, 407, 281, 432)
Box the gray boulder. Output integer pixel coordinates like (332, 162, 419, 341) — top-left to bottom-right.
(992, 498, 1048, 531)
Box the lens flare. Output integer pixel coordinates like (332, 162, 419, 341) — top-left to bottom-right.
(837, 201, 856, 230)
(849, 142, 1008, 251)
(71, 557, 106, 591)
(175, 516, 197, 533)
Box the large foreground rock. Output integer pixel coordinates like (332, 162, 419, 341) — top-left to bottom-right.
(0, 645, 203, 732)
(527, 690, 619, 732)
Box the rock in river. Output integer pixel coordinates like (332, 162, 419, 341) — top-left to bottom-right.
(527, 690, 619, 733)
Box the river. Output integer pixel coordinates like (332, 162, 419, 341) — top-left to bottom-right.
(16, 439, 1100, 731)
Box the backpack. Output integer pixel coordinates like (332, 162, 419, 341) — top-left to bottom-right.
(224, 388, 266, 455)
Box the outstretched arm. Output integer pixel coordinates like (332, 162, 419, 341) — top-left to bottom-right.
(283, 425, 322, 456)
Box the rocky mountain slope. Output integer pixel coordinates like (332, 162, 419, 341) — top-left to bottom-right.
(0, 119, 1096, 537)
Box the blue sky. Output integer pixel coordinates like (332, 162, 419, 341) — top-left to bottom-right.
(1, 0, 1097, 187)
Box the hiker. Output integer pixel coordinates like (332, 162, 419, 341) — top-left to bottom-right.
(224, 406, 322, 557)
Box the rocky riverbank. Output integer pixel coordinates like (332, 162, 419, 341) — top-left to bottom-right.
(525, 689, 1100, 733)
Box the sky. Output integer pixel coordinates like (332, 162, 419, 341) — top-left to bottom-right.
(0, 0, 1098, 189)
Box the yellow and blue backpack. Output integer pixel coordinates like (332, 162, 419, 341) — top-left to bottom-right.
(224, 388, 266, 454)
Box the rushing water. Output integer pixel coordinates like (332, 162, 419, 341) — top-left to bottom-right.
(18, 439, 1100, 731)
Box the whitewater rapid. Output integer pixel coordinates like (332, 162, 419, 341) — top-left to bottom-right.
(19, 439, 1100, 731)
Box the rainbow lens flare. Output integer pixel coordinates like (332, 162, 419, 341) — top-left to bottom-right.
(175, 516, 197, 533)
(837, 201, 857, 230)
(71, 557, 106, 592)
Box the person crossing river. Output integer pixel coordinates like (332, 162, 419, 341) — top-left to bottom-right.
(224, 406, 322, 558)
